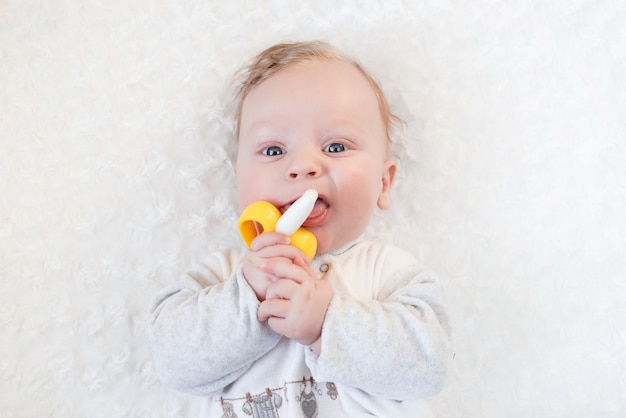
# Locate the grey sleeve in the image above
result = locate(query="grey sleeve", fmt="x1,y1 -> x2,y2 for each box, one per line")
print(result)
147,251 -> 282,396
306,263 -> 450,400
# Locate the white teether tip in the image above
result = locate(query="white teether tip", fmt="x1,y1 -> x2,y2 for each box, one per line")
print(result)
275,189 -> 318,236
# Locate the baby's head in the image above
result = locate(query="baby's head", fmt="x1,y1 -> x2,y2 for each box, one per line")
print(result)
234,41 -> 399,143
234,41 -> 399,254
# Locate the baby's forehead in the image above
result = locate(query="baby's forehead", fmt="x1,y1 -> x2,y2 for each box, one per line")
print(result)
244,60 -> 382,116
237,55 -> 395,143
284,59 -> 367,81
246,59 -> 382,108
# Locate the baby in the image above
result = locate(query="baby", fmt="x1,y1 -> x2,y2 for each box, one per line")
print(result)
149,41 -> 449,417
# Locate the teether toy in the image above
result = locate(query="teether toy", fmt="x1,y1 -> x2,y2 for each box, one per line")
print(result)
238,189 -> 318,259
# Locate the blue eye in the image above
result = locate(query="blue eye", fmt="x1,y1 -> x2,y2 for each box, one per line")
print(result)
325,143 -> 346,153
263,146 -> 285,156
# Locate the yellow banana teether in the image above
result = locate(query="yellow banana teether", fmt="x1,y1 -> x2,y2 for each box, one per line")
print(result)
238,190 -> 318,259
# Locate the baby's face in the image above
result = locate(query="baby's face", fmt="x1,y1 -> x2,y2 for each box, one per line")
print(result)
236,60 -> 395,254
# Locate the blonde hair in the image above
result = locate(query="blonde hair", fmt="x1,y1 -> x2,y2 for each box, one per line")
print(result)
233,41 -> 400,141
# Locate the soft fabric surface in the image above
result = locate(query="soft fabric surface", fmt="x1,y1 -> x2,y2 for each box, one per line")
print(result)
1,1 -> 625,416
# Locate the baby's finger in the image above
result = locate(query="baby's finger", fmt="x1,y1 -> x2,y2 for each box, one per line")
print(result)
262,259 -> 310,284
249,232 -> 290,251
267,316 -> 288,337
257,298 -> 289,322
265,278 -> 298,301
250,239 -> 307,262
262,262 -> 316,283
257,305 -> 270,322
293,256 -> 315,271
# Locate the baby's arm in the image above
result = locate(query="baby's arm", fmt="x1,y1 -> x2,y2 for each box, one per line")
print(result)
148,249 -> 282,395
306,248 -> 450,400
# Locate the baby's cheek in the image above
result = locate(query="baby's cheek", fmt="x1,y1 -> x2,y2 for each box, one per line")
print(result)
237,180 -> 265,209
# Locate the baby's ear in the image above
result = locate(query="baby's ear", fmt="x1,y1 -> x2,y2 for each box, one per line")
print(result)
377,160 -> 396,210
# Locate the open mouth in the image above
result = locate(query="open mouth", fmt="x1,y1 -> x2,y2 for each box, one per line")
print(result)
280,196 -> 330,227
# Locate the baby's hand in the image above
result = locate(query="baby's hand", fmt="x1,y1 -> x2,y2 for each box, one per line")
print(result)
257,257 -> 334,351
242,232 -> 310,301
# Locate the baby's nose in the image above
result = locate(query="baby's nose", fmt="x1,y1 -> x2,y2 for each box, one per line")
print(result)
289,168 -> 319,179
287,154 -> 321,179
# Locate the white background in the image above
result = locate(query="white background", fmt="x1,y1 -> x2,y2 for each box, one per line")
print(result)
1,0 -> 625,416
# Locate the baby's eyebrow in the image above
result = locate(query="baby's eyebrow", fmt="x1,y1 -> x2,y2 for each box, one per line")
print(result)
240,123 -> 284,142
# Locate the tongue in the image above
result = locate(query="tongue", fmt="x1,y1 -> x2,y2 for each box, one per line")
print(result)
304,200 -> 329,225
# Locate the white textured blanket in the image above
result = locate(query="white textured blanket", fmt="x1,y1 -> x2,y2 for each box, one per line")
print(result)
1,1 -> 625,416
